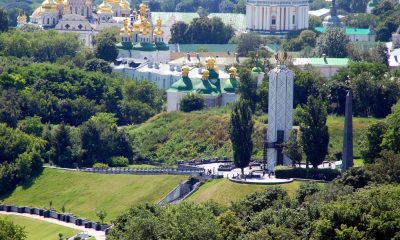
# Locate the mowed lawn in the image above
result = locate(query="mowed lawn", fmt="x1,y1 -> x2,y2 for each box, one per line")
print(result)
0,215 -> 80,240
186,178 -> 304,205
327,116 -> 378,158
2,168 -> 188,222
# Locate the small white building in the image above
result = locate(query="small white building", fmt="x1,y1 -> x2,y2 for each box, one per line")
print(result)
293,57 -> 349,78
246,0 -> 309,34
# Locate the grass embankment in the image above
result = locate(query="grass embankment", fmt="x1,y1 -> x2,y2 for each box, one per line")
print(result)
327,116 -> 378,158
0,215 -> 79,240
1,168 -> 187,222
187,179 -> 305,205
128,110 -> 378,165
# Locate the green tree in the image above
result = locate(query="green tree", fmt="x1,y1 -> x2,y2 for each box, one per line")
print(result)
93,28 -> 119,62
382,102 -> 400,153
238,69 -> 258,112
317,27 -> 349,57
180,93 -> 205,112
96,209 -> 107,224
0,219 -> 26,240
236,32 -> 263,56
217,210 -> 244,240
170,21 -> 189,44
294,67 -> 328,107
230,99 -> 254,177
53,123 -> 73,167
337,0 -> 369,13
300,96 -> 329,168
80,120 -> 102,166
234,0 -> 246,13
0,8 -> 8,32
17,116 -> 44,137
360,121 -> 388,164
283,130 -> 303,167
0,88 -> 22,128
84,58 -> 112,74
219,0 -> 234,13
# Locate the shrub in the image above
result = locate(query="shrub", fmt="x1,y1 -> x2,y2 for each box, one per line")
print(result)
180,93 -> 205,112
275,166 -> 340,181
93,163 -> 109,169
109,156 -> 129,167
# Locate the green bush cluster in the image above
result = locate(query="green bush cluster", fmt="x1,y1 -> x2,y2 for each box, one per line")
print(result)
0,123 -> 45,195
275,166 -> 341,181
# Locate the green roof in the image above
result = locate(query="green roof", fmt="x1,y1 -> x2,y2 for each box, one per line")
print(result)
310,58 -> 349,66
223,78 -> 238,93
315,26 -> 372,36
167,70 -> 238,95
178,44 -> 238,53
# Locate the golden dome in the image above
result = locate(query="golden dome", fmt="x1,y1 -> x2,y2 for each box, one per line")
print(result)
17,13 -> 27,25
228,66 -> 237,78
119,0 -> 130,10
55,0 -> 63,4
153,17 -> 164,36
202,69 -> 210,81
97,0 -> 113,14
120,18 -> 132,35
139,16 -> 151,35
133,19 -> 141,32
107,0 -> 119,4
205,57 -> 216,70
139,3 -> 147,16
182,65 -> 190,77
42,0 -> 58,12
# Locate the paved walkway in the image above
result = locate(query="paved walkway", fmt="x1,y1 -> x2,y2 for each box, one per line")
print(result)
0,212 -> 106,240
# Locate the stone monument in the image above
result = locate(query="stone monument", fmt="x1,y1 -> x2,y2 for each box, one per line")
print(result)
342,90 -> 353,172
266,51 -> 294,172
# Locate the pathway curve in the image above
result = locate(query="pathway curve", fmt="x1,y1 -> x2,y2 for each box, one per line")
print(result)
0,211 -> 106,240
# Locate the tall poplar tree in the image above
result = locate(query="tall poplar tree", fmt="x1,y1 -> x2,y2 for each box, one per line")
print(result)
230,99 -> 254,177
300,96 -> 329,168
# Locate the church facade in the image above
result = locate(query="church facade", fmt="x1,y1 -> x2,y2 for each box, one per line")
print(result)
28,1 -> 170,52
246,0 -> 309,34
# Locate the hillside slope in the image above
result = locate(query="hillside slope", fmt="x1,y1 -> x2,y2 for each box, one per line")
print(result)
128,110 -> 377,165
1,168 -> 188,222
127,109 -> 265,165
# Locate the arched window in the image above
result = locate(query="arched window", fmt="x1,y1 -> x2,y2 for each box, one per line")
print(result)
47,18 -> 49,25
75,7 -> 78,14
53,18 -> 55,25
271,16 -> 276,25
292,16 -> 295,25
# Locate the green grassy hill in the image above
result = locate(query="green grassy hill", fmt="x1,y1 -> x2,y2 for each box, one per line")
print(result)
186,179 -> 303,205
0,215 -> 80,240
1,168 -> 188,222
128,110 -> 378,165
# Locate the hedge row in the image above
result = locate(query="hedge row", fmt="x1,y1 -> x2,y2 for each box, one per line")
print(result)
275,166 -> 341,181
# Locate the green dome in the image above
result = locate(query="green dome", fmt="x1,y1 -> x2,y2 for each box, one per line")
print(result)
195,79 -> 218,95
223,78 -> 238,93
252,66 -> 263,73
208,69 -> 219,80
170,77 -> 193,91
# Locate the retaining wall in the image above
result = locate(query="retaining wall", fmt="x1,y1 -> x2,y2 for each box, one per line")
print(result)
0,204 -> 110,232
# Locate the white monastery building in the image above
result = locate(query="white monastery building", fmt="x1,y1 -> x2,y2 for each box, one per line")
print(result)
246,0 -> 309,34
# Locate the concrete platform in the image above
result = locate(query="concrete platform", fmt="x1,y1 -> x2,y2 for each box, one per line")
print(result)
229,177 -> 293,185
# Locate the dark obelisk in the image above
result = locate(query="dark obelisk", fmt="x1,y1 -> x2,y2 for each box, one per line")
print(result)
342,91 -> 353,172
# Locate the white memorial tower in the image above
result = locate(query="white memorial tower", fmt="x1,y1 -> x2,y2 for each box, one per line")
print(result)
267,51 -> 294,172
